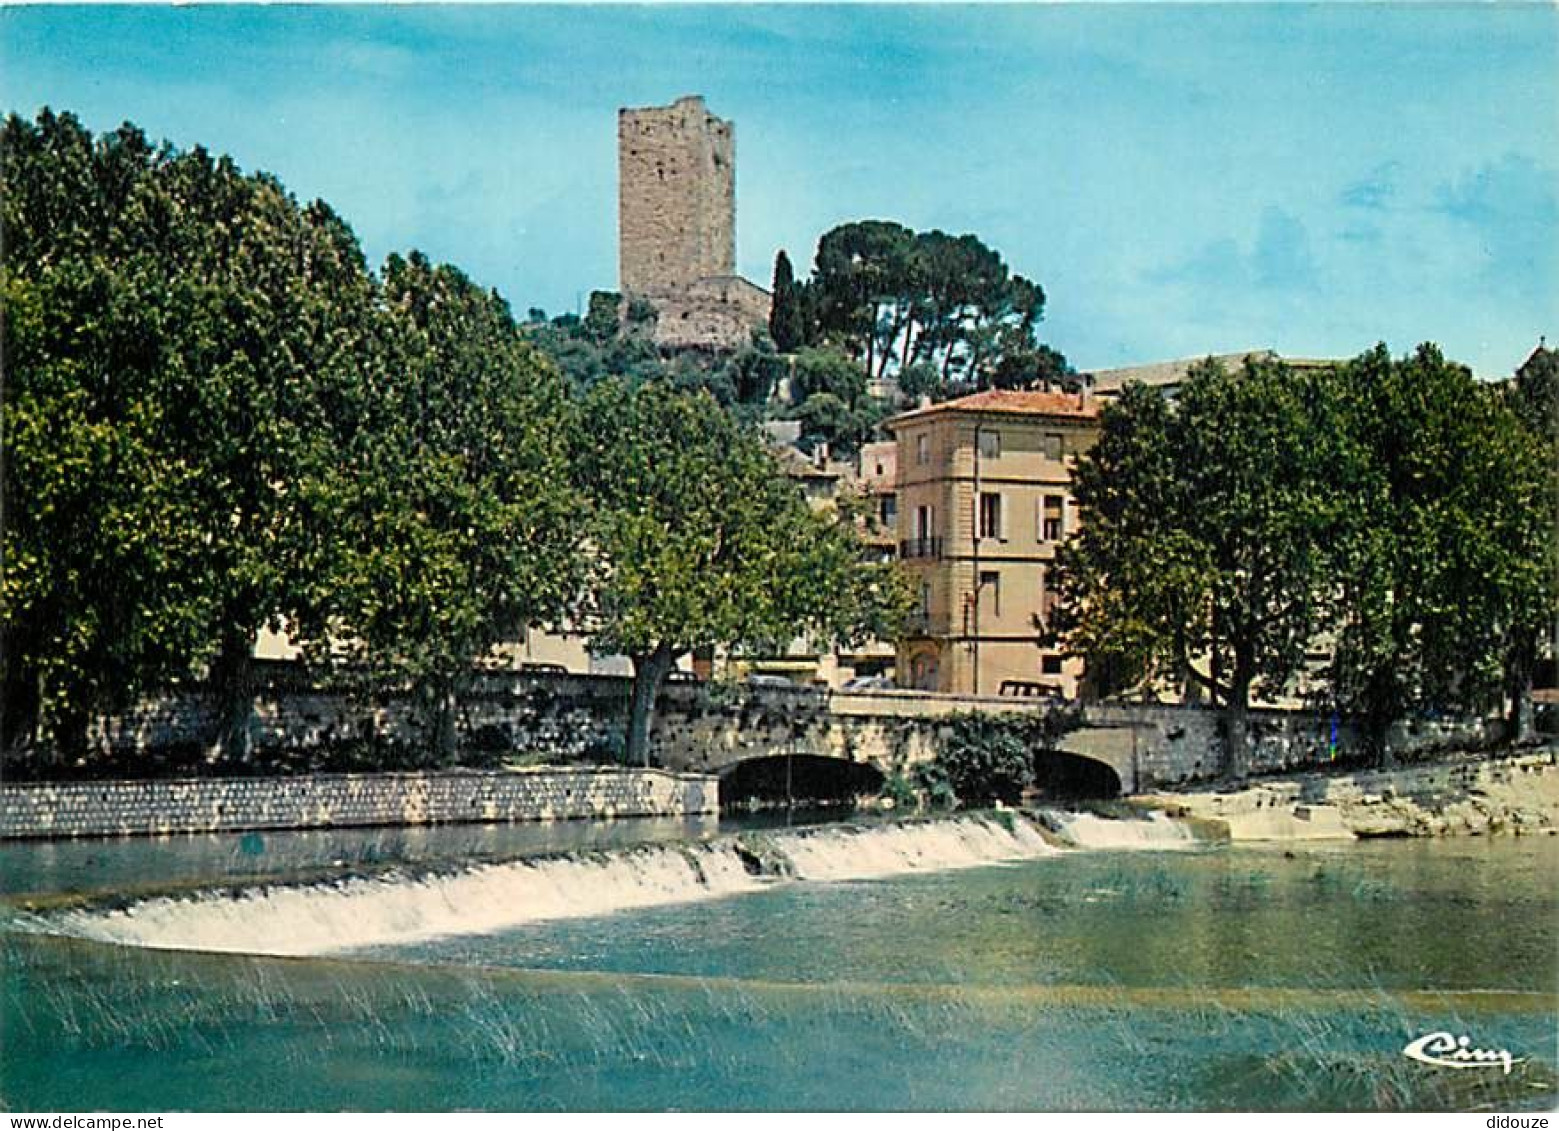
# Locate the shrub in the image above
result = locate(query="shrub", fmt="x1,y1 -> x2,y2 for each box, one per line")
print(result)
930,713 -> 1049,807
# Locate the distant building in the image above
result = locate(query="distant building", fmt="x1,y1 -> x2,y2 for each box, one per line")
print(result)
885,389 -> 1102,696
858,439 -> 898,533
618,96 -> 770,352
735,441 -> 898,689
1087,349 -> 1339,403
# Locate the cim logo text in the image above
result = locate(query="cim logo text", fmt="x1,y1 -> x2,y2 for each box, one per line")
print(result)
1403,1031 -> 1517,1075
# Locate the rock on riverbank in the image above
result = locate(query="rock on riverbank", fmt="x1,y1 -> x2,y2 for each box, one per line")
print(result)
1136,748 -> 1559,841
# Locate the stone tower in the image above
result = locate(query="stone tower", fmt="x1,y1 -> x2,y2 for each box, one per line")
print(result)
618,95 -> 736,295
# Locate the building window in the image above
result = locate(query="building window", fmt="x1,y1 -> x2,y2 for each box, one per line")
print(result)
977,429 -> 1001,460
916,504 -> 935,541
916,433 -> 931,465
1042,654 -> 1064,675
880,495 -> 898,527
1041,432 -> 1064,461
1040,494 -> 1066,542
918,582 -> 932,618
978,492 -> 1003,541
979,570 -> 1000,618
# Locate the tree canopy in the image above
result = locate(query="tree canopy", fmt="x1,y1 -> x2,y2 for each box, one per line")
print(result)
298,252 -> 585,757
2,110 -> 383,757
1052,357 -> 1341,773
2,110 -> 584,765
793,220 -> 1068,394
1323,344 -> 1553,746
571,380 -> 913,765
1052,345 -> 1554,771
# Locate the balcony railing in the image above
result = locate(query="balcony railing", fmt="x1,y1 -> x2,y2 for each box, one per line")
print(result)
899,536 -> 944,560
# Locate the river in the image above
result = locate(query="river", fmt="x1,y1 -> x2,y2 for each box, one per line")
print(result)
2,813 -> 1554,1111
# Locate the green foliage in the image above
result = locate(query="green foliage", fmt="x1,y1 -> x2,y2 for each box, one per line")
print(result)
572,380 -> 914,764
805,219 -> 1065,393
1,110 -> 582,765
1054,343 -> 1554,769
1323,344 -> 1554,745
878,768 -> 922,811
583,290 -> 622,343
768,249 -> 806,352
791,347 -> 868,406
1,109 -> 383,757
299,252 -> 585,754
1054,357 -> 1349,773
522,307 -> 665,391
787,346 -> 891,457
929,714 -> 1051,807
897,362 -> 941,400
912,760 -> 959,810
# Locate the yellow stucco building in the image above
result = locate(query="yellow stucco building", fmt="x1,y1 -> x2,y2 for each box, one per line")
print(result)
886,389 -> 1101,696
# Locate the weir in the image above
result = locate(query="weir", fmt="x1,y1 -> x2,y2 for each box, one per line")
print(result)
32,814 -> 1079,957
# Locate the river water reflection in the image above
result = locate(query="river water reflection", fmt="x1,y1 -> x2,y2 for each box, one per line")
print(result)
2,822 -> 1555,1111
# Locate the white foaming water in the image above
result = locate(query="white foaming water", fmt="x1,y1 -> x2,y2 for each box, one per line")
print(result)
779,814 -> 1058,881
52,842 -> 763,957
48,815 -> 1058,957
1043,809 -> 1198,850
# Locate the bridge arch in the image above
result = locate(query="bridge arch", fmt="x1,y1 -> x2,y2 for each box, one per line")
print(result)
1032,748 -> 1123,799
718,753 -> 885,809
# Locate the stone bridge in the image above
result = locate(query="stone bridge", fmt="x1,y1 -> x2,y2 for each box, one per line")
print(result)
650,685 -> 1138,798
651,684 -> 1500,800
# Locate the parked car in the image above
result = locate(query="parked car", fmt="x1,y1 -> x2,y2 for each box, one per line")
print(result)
998,679 -> 1064,700
745,673 -> 797,688
842,675 -> 894,691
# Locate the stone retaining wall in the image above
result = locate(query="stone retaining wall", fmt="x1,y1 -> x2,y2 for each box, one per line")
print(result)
35,664 -> 1506,801
1079,703 -> 1503,790
1142,749 -> 1559,840
0,768 -> 718,840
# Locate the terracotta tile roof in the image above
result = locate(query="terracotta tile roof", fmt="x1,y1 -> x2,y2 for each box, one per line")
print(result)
886,388 -> 1099,428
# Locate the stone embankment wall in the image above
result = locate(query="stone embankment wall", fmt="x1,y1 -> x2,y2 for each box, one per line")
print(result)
1076,703 -> 1505,792
1141,750 -> 1559,841
85,669 -> 963,779
0,767 -> 718,840
68,666 -> 1502,796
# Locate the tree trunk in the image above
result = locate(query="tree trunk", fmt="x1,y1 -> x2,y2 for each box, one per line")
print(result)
431,680 -> 459,765
1,654 -> 41,760
208,626 -> 255,763
1507,648 -> 1536,745
1509,684 -> 1535,746
625,644 -> 676,769
1224,660 -> 1254,780
1365,667 -> 1395,768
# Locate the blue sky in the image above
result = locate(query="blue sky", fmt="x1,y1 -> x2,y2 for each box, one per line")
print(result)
3,4 -> 1555,375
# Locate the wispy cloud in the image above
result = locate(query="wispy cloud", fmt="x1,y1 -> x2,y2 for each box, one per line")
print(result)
1434,152 -> 1559,293
1150,206 -> 1319,295
1340,161 -> 1401,211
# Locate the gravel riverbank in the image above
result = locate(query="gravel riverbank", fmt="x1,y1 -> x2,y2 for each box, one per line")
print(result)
1136,747 -> 1559,841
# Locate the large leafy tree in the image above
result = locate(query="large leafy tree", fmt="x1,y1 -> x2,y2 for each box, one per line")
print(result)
2,110 -> 381,760
297,253 -> 585,759
572,381 -> 912,766
1325,344 -> 1553,747
1053,357 -> 1344,775
1507,344 -> 1559,738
